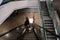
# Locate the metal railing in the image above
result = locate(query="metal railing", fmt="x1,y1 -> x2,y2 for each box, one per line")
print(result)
37,0 -> 46,40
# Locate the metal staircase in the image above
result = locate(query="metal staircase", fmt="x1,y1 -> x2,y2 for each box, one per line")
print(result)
43,9 -> 57,40
40,2 -> 57,40
37,0 -> 59,40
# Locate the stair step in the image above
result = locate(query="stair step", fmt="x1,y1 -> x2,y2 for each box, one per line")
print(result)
25,34 -> 35,36
46,29 -> 55,32
42,12 -> 48,15
23,37 -> 36,38
45,22 -> 53,24
43,12 -> 49,15
45,24 -> 53,26
44,22 -> 53,24
46,37 -> 56,40
46,33 -> 56,36
46,35 -> 55,38
45,28 -> 54,30
44,21 -> 53,24
46,38 -> 56,40
44,20 -> 53,22
43,13 -> 49,16
45,24 -> 53,25
43,15 -> 51,20
24,35 -> 35,37
42,10 -> 48,14
24,38 -> 36,40
46,31 -> 55,35
45,25 -> 53,27
44,26 -> 54,28
46,33 -> 55,36
43,17 -> 51,20
43,13 -> 49,15
23,31 -> 37,40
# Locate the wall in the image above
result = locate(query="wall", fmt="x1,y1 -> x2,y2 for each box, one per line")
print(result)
0,9 -> 42,35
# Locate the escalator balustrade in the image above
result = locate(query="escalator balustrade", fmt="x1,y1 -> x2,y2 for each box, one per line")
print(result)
0,24 -> 26,40
0,24 -> 42,40
17,24 -> 42,40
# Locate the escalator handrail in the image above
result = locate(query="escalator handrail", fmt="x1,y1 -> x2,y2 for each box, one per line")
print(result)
0,24 -> 24,37
16,28 -> 26,40
33,27 -> 42,40
34,24 -> 60,38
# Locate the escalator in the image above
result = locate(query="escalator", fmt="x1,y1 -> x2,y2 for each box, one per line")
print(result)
23,30 -> 37,40
0,24 -> 40,40
40,2 -> 57,40
17,26 -> 40,40
38,0 -> 59,40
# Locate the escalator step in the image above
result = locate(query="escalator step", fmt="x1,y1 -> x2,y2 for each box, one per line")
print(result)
23,31 -> 37,40
45,25 -> 53,27
46,37 -> 56,40
46,35 -> 55,38
23,38 -> 37,40
44,20 -> 53,22
45,24 -> 53,26
43,17 -> 51,20
44,27 -> 54,29
47,29 -> 54,32
45,22 -> 53,24
45,28 -> 55,31
46,31 -> 55,35
43,13 -> 48,15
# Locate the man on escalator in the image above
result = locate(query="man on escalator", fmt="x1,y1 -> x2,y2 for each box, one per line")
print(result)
24,17 -> 29,32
